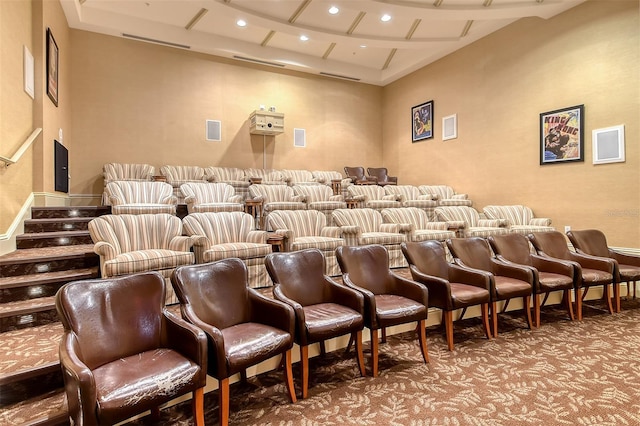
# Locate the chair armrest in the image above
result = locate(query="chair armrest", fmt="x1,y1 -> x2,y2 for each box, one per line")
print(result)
417,195 -> 433,201
169,236 -> 194,252
445,221 -> 466,230
380,223 -> 401,233
569,251 -> 616,274
329,195 -> 344,202
388,176 -> 398,184
249,290 -> 295,336
161,195 -> 179,205
273,285 -> 306,326
326,277 -> 365,314
491,258 -> 534,283
189,235 -> 211,247
396,223 -> 413,233
530,254 -> 574,276
448,263 -> 493,290
351,194 -> 366,201
452,194 -> 468,200
478,219 -> 506,228
342,273 -> 378,328
409,266 -> 453,310
180,305 -> 228,377
162,310 -> 208,383
382,194 -> 400,201
183,195 -> 196,205
93,241 -> 119,259
390,272 -> 429,307
530,218 -> 552,226
247,230 -> 269,244
291,195 -> 305,203
610,250 -> 640,267
320,227 -> 342,238
339,225 -> 360,235
59,332 -> 98,426
229,195 -> 243,204
249,195 -> 265,203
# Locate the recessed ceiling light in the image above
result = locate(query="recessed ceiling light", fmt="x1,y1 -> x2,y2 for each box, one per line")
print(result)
236,19 -> 247,27
329,6 -> 339,14
300,35 -> 309,41
381,14 -> 391,22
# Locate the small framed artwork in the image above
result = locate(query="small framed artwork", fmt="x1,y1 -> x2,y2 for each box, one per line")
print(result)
442,114 -> 457,141
412,100 -> 433,142
540,104 -> 584,165
593,124 -> 625,164
46,28 -> 59,107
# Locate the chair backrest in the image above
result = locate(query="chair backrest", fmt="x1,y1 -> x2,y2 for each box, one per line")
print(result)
293,184 -> 334,203
89,214 -> 183,253
381,207 -> 429,229
244,168 -> 284,182
488,233 -> 533,266
566,229 -> 610,257
367,167 -> 393,182
103,163 -> 155,182
106,181 -> 174,204
204,166 -> 246,182
344,166 -> 367,181
265,248 -> 328,307
160,165 -> 205,181
419,185 -> 455,199
172,259 -> 253,330
347,184 -> 386,201
528,231 -> 572,260
180,182 -> 236,204
336,244 -> 393,295
447,237 -> 494,271
56,272 -> 165,370
282,169 -> 315,185
267,210 -> 326,237
401,240 -> 450,280
312,170 -> 343,184
483,205 -> 534,226
249,184 -> 295,203
384,185 -> 420,200
435,206 -> 480,226
182,212 -> 255,244
332,208 -> 382,233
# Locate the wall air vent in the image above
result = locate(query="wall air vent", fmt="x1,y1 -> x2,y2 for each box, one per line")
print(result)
319,72 -> 361,82
122,33 -> 191,50
232,56 -> 286,68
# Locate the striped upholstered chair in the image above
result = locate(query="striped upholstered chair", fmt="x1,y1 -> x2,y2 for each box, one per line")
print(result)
160,165 -> 208,204
180,182 -> 243,214
106,181 -> 177,215
332,208 -> 407,268
88,214 -> 194,304
204,166 -> 251,200
346,185 -> 401,212
102,162 -> 155,205
418,185 -> 473,207
311,170 -> 353,197
266,210 -> 345,276
482,205 -> 554,234
434,206 -> 510,238
293,184 -> 346,225
381,207 -> 456,243
384,185 -> 437,220
282,169 -> 320,186
244,168 -> 287,185
182,212 -> 272,288
248,184 -> 307,230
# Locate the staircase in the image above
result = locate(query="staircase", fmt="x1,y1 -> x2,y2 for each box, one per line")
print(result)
0,206 -> 109,426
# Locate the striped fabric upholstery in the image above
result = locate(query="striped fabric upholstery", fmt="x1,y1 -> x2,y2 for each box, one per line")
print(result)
332,208 -> 407,268
293,185 -> 346,225
483,205 -> 554,234
106,181 -> 177,215
244,168 -> 287,185
160,165 -> 207,203
435,206 -> 510,238
248,184 -> 307,229
180,182 -> 243,214
381,207 -> 456,242
384,185 -> 437,219
266,210 -> 344,276
418,185 -> 473,207
182,212 -> 272,288
102,163 -> 155,205
347,185 -> 401,211
282,169 -> 320,186
204,166 -> 251,200
311,170 -> 353,197
88,214 -> 194,304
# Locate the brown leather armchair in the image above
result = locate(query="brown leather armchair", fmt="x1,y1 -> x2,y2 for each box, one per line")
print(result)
265,248 -> 366,398
488,233 -> 576,328
344,166 -> 377,185
336,244 -> 429,377
446,237 -> 533,336
567,229 -> 640,302
367,167 -> 398,186
401,240 -> 492,351
171,259 -> 297,426
529,231 -> 617,318
55,272 -> 207,426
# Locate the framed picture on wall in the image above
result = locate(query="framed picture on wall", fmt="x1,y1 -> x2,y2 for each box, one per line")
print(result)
539,104 -> 584,165
412,100 -> 433,142
46,28 -> 59,107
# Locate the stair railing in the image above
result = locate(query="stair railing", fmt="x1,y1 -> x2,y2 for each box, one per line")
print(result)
0,127 -> 42,167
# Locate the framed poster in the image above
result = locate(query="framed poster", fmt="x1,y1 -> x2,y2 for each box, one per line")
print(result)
540,104 -> 584,164
412,100 -> 433,142
46,28 -> 59,107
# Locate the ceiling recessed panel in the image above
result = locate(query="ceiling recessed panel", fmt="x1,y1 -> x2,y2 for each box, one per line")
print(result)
352,11 -> 417,39
86,0 -> 197,27
195,11 -> 268,45
268,32 -> 329,59
328,44 -> 390,70
295,1 -> 362,34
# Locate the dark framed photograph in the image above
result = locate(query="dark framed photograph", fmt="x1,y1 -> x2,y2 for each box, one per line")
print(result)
540,104 -> 584,164
46,28 -> 59,107
412,100 -> 433,142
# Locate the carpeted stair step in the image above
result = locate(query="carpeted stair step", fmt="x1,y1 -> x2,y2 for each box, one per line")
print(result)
0,389 -> 68,426
16,231 -> 93,249
0,245 -> 99,278
0,267 -> 99,302
24,217 -> 93,233
0,297 -> 58,332
30,206 -> 110,219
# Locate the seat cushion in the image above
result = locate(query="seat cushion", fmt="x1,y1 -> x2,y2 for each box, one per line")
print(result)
104,250 -> 194,276
448,283 -> 491,310
619,264 -> 640,281
360,232 -> 405,245
581,268 -> 613,287
302,303 -> 363,343
412,230 -> 456,242
537,271 -> 574,293
222,322 -> 293,375
192,203 -> 244,213
493,276 -> 532,300
203,243 -> 271,261
291,237 -> 344,251
464,227 -> 510,238
94,348 -> 201,425
374,294 -> 427,328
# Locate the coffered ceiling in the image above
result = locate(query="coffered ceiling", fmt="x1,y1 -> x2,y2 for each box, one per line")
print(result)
61,0 -> 584,85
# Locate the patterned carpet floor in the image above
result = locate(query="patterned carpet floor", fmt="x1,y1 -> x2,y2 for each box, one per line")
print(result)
127,297 -> 640,426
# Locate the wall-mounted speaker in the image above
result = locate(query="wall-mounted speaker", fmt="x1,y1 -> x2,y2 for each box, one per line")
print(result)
592,124 -> 625,164
442,114 -> 457,141
206,120 -> 221,141
294,128 -> 306,147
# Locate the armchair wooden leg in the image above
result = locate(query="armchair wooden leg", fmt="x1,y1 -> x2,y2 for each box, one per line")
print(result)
381,327 -> 387,343
417,319 -> 429,363
533,294 -> 541,328
371,328 -> 379,377
491,301 -> 498,337
192,387 -> 205,426
614,282 -> 621,313
575,287 -> 583,320
284,349 -> 297,403
523,296 -> 533,329
150,407 -> 161,422
219,377 -> 230,426
354,331 -> 366,377
345,333 -> 354,354
481,303 -> 492,340
300,345 -> 309,399
564,289 -> 575,321
604,284 -> 614,314
444,310 -> 454,351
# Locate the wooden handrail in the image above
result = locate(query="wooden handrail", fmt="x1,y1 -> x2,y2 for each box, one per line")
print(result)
0,127 -> 42,167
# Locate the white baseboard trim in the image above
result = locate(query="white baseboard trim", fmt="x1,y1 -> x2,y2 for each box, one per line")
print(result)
33,192 -> 70,207
0,193 -> 34,256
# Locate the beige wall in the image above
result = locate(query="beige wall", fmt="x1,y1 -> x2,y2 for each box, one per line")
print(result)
383,1 -> 639,248
68,31 -> 383,199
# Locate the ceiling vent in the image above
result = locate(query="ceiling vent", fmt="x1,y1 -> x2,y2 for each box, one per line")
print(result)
122,33 -> 190,50
232,56 -> 286,68
319,72 -> 361,82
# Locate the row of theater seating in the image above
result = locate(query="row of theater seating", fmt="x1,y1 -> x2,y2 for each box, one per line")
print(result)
57,229 -> 640,426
